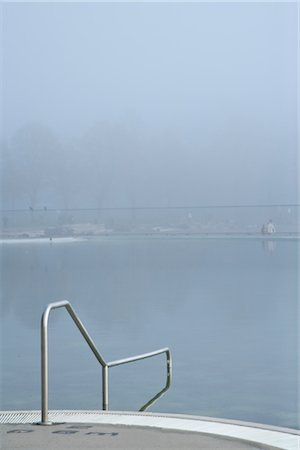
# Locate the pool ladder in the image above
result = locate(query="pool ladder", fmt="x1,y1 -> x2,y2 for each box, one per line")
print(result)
40,301 -> 172,425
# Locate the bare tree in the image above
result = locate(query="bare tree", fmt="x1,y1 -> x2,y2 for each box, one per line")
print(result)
9,124 -> 60,210
79,122 -> 124,218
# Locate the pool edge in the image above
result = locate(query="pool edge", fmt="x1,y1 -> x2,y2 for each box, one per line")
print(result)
0,410 -> 299,450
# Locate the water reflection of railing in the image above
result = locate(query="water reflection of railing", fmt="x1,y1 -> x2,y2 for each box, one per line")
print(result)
40,300 -> 172,425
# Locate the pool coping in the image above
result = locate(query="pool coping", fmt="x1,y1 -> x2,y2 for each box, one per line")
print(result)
0,410 -> 299,450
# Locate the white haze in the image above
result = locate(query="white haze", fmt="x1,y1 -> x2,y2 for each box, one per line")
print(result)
1,2 -> 298,210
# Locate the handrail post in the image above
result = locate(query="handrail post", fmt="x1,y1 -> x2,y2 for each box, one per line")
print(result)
166,349 -> 172,380
40,307 -> 52,425
39,300 -> 109,424
102,365 -> 109,410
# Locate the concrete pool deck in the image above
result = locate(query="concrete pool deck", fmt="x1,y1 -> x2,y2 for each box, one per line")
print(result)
0,411 -> 299,450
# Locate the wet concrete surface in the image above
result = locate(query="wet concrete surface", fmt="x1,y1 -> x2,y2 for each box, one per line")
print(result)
0,422 -> 279,450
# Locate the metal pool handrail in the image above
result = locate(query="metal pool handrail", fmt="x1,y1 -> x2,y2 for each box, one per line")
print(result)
40,300 -> 172,425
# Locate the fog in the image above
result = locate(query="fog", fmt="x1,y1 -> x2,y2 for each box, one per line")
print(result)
1,3 -> 299,427
1,2 -> 298,212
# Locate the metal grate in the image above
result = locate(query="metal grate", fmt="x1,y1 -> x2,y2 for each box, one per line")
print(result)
0,410 -> 112,424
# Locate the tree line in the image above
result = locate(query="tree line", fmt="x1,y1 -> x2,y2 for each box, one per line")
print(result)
1,122 -> 182,212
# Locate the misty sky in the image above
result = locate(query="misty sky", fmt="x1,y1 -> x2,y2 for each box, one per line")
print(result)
1,2 -> 299,206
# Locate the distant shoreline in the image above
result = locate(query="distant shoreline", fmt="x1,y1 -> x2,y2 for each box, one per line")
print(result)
1,231 -> 299,244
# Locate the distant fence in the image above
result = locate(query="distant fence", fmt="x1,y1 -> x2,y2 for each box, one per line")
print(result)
0,204 -> 299,236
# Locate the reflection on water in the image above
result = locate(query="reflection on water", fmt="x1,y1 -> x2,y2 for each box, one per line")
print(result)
261,239 -> 277,254
0,237 -> 299,429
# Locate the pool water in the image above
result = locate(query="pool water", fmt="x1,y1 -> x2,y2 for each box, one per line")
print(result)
0,236 -> 299,429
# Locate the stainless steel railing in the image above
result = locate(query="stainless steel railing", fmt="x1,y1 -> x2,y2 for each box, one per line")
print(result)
40,300 -> 172,425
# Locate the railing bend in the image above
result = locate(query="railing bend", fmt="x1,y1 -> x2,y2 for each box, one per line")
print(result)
40,301 -> 172,425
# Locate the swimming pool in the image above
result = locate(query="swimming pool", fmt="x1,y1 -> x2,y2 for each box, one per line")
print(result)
1,236 -> 299,429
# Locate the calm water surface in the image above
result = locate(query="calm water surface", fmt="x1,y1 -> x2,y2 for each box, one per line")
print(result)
0,236 -> 299,428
